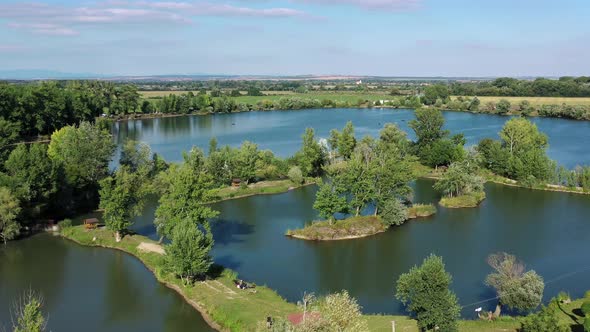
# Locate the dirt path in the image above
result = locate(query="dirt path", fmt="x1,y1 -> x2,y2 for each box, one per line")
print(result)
137,242 -> 165,255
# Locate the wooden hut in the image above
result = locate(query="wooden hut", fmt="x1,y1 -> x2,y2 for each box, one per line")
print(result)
231,178 -> 242,188
84,218 -> 100,230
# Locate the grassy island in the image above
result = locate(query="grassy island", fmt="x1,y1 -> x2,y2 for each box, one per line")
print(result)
407,204 -> 437,218
287,204 -> 437,241
286,216 -> 387,241
439,191 -> 486,208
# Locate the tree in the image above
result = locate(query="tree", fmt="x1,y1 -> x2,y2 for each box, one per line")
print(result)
433,155 -> 484,197
0,117 -> 20,163
4,143 -> 58,216
338,122 -> 356,160
313,181 -> 348,224
287,166 -> 304,185
520,301 -> 569,332
0,187 -> 20,244
423,84 -> 450,105
120,140 -> 153,175
296,128 -> 326,177
155,161 -> 218,242
499,118 -> 547,156
12,290 -> 46,332
380,199 -> 408,227
99,167 -> 147,242
315,291 -> 368,332
47,122 -> 115,202
485,252 -> 544,316
409,108 -> 448,148
396,254 -> 461,332
423,138 -> 464,168
165,218 -> 213,284
496,99 -> 512,114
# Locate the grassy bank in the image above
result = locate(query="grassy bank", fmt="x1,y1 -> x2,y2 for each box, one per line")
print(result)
60,225 -> 523,332
286,216 -> 387,241
439,191 -> 486,208
60,225 -> 298,332
209,179 -> 312,202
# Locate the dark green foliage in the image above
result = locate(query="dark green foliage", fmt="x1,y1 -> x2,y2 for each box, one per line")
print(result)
581,301 -> 590,316
422,84 -> 450,105
313,181 -> 348,223
156,149 -> 218,241
584,316 -> 590,332
295,128 -> 326,177
380,199 -> 408,226
99,167 -> 148,241
396,254 -> 461,332
520,301 -> 569,332
166,219 -> 214,284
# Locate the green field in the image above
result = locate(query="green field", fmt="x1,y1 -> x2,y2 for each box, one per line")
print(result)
454,96 -> 590,106
140,90 -> 394,103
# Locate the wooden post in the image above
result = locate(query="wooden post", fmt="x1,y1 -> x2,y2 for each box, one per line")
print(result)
391,320 -> 395,332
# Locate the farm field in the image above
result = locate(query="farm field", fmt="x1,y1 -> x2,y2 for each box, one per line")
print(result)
453,96 -> 590,106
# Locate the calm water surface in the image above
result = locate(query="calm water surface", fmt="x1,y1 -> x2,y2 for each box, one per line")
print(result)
126,179 -> 590,316
3,109 -> 590,330
0,234 -> 214,332
113,108 -> 590,168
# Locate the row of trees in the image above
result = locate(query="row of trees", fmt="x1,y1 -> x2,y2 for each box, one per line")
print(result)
449,77 -> 590,97
0,81 -> 139,138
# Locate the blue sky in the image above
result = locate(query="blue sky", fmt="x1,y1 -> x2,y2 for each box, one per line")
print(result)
0,0 -> 589,76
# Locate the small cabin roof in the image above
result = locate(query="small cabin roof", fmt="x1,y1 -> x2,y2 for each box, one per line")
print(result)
84,218 -> 100,224
232,178 -> 242,183
287,312 -> 321,325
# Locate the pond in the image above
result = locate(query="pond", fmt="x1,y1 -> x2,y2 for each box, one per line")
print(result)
0,234 -> 215,332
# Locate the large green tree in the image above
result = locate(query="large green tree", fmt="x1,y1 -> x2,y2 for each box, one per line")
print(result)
485,252 -> 544,316
409,108 -> 448,147
0,187 -> 20,244
155,151 -> 218,242
396,254 -> 461,332
296,128 -> 326,177
165,218 -> 214,284
99,167 -> 147,242
47,122 -> 115,188
313,181 -> 348,224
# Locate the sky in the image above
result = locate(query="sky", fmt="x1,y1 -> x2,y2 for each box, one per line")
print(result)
0,0 -> 589,77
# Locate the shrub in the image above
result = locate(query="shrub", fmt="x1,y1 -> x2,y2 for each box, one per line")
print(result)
287,166 -> 304,185
581,301 -> 590,316
584,316 -> 590,332
58,219 -> 73,230
584,290 -> 590,299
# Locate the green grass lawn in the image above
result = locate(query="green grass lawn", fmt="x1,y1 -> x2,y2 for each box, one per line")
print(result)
210,179 -> 298,202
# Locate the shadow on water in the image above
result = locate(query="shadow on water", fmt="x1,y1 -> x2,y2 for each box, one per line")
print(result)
211,218 -> 255,246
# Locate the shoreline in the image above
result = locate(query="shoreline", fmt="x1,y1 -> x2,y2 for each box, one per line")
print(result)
60,232 -> 224,331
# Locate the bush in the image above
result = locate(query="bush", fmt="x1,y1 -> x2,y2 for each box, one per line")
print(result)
584,290 -> 590,299
58,219 -> 73,229
584,316 -> 590,332
287,166 -> 304,185
581,301 -> 590,316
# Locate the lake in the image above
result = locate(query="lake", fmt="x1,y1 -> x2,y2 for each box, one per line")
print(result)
112,108 -> 590,168
3,108 -> 590,330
